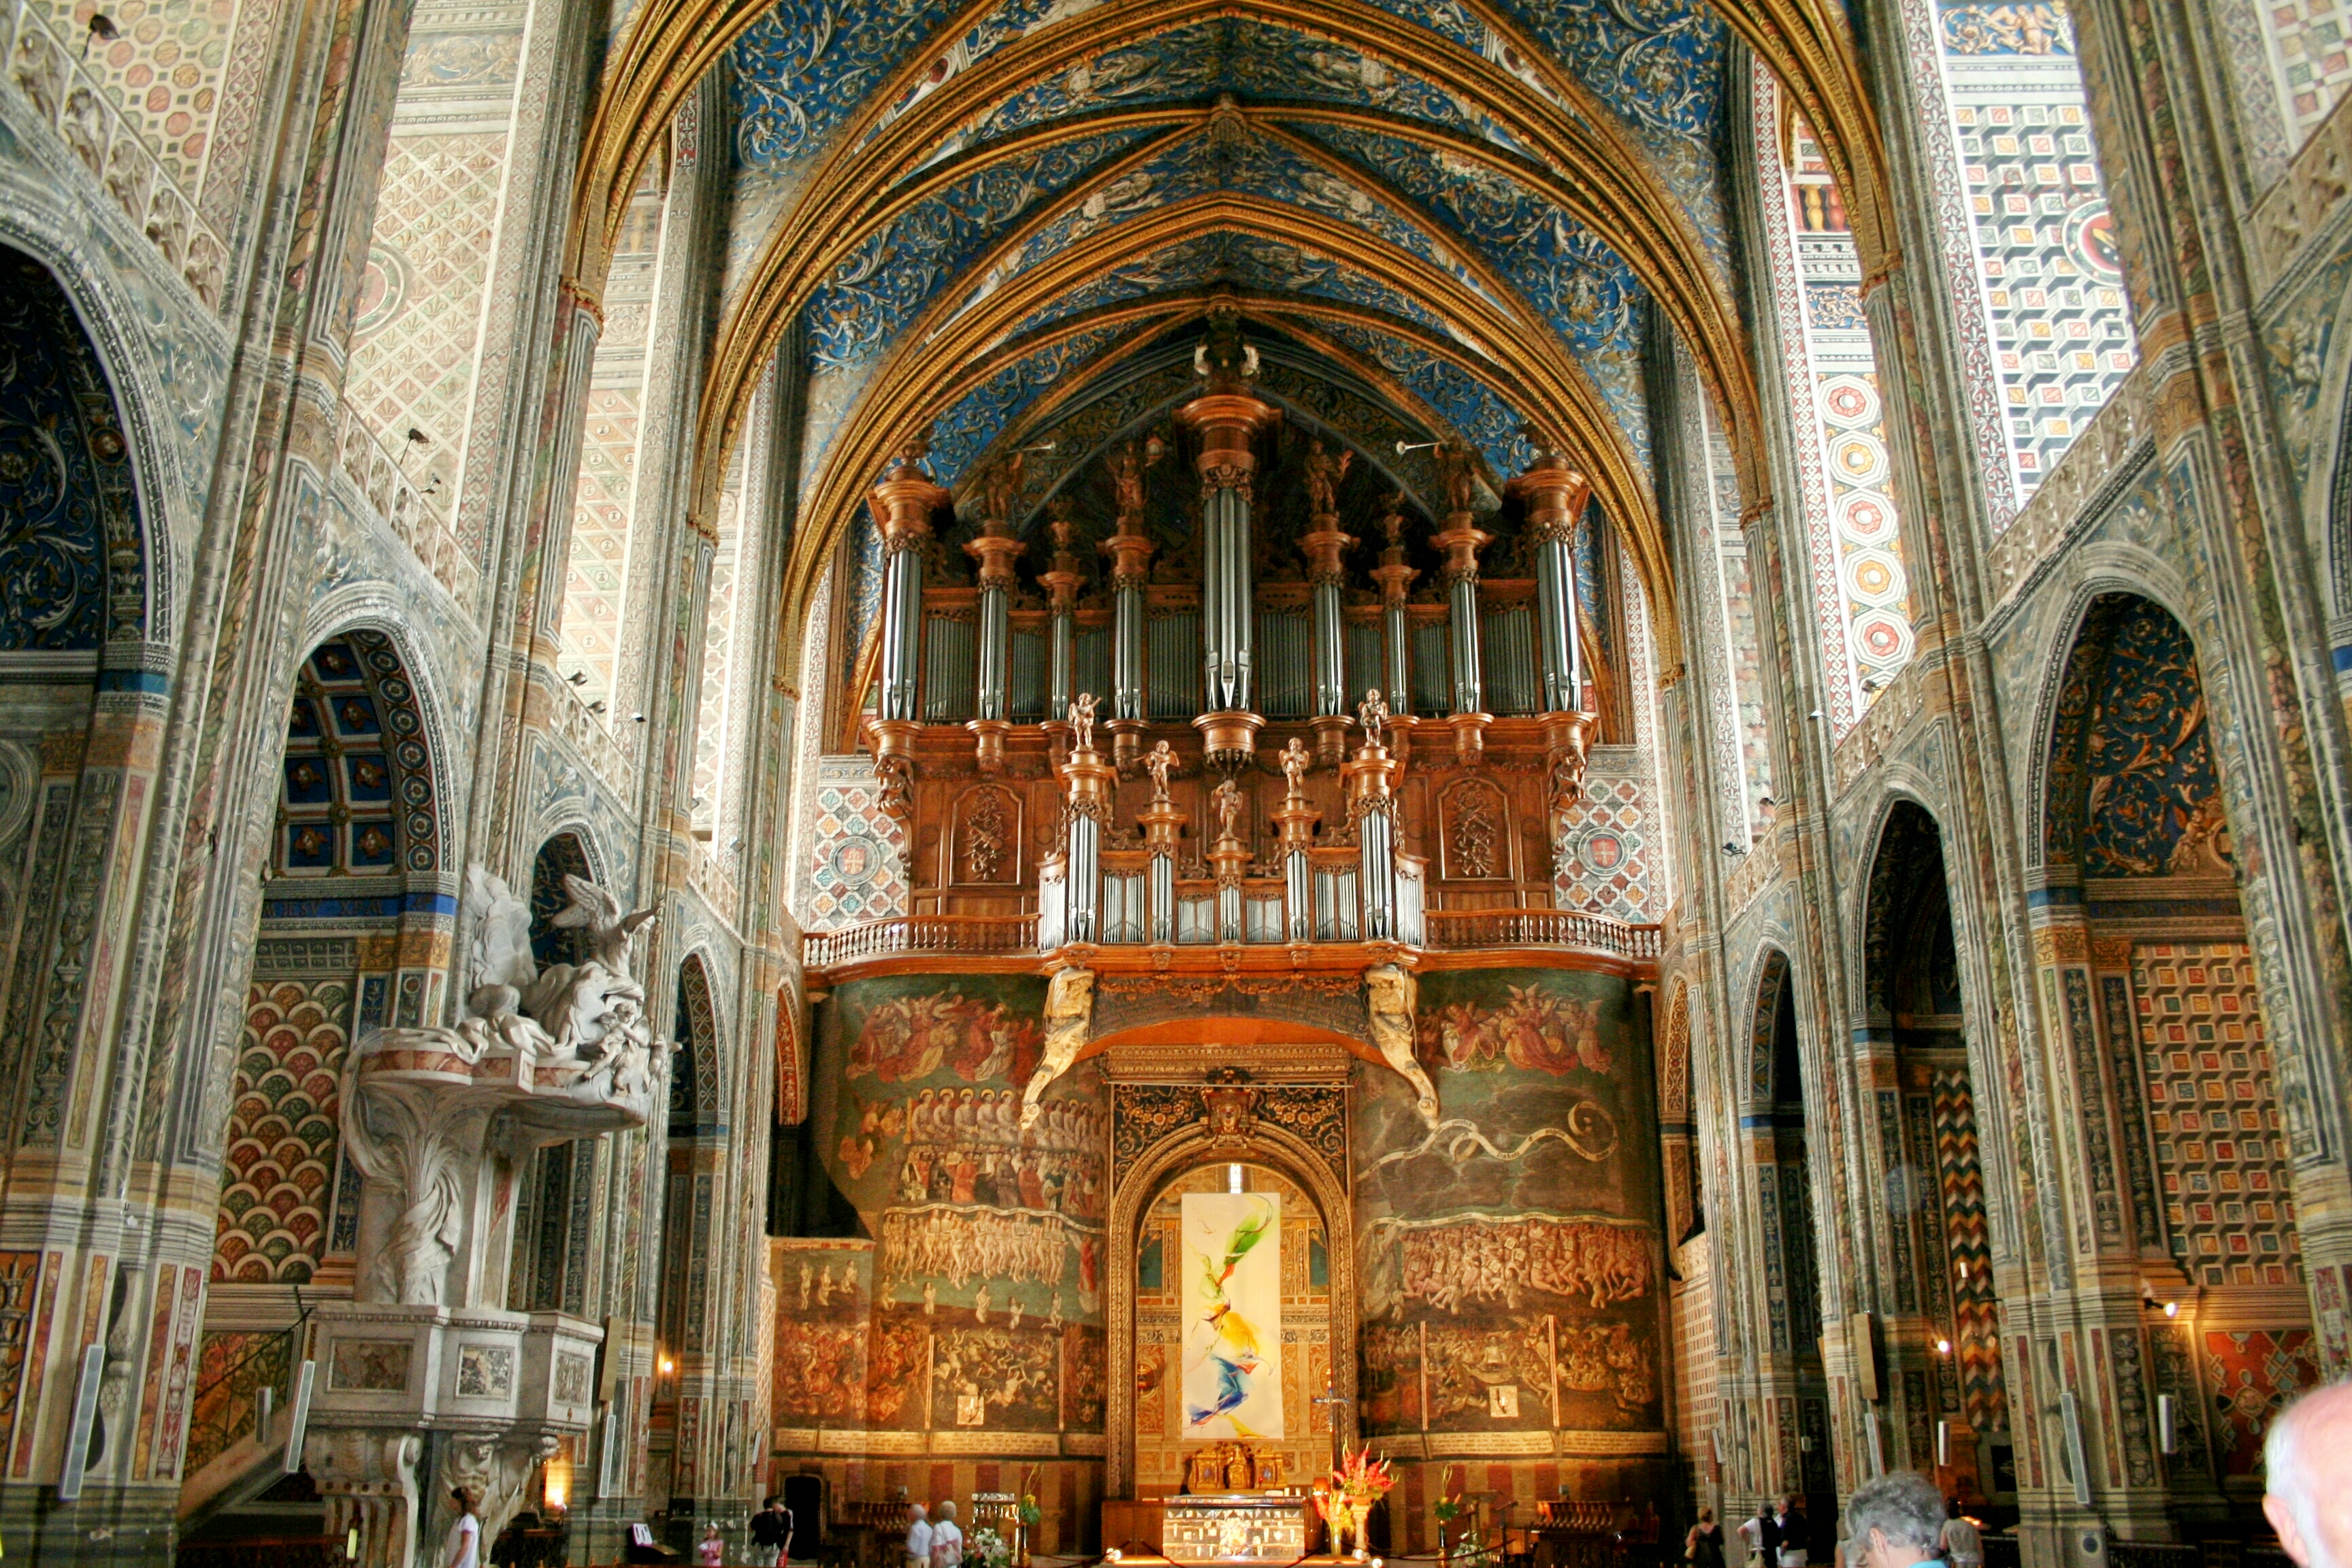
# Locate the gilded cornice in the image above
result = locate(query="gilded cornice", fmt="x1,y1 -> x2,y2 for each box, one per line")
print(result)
772,195 -> 1671,684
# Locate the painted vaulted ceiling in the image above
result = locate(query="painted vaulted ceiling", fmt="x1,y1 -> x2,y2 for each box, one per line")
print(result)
555,0 -> 1883,671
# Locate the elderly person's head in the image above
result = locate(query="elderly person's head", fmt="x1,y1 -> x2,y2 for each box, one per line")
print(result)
1845,1473 -> 1946,1568
2266,1382 -> 2352,1568
938,1501 -> 958,1523
909,1504 -> 928,1523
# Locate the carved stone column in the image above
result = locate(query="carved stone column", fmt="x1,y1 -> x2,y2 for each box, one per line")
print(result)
307,870 -> 659,1568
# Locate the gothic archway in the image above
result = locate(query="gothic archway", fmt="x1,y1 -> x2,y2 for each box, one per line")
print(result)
1105,1092 -> 1356,1501
1859,800 -> 2009,1501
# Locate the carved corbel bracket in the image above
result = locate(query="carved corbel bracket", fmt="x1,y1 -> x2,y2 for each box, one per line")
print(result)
1018,965 -> 1096,1129
1363,964 -> 1439,1129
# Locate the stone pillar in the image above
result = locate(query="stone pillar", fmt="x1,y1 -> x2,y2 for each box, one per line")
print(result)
1176,312 -> 1279,772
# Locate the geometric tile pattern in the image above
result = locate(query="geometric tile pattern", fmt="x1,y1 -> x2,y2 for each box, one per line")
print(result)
2256,2 -> 2352,148
2130,941 -> 2300,1288
804,764 -> 909,928
694,459 -> 745,834
2204,1328 -> 2320,1477
1781,110 -> 1915,700
50,0 -> 240,200
344,132 -> 510,521
212,977 -> 353,1283
1936,7 -> 2137,502
1932,1069 -> 2008,1431
561,387 -> 642,708
1552,775 -> 1651,921
561,164 -> 663,710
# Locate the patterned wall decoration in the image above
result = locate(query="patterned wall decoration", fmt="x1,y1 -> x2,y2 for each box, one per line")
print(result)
2129,941 -> 2299,1288
211,977 -> 354,1282
0,249 -> 146,650
1750,82 -> 1913,733
1931,0 -> 2137,504
2230,0 -> 2352,159
2204,1328 -> 2320,1477
694,443 -> 747,834
1355,968 -> 1664,1466
561,163 -> 664,710
342,0 -> 527,533
1552,772 -> 1651,921
1931,1070 -> 2006,1432
2044,594 -> 2227,876
183,1328 -> 291,1477
40,0 -> 239,205
274,635 -> 440,879
804,755 -> 909,928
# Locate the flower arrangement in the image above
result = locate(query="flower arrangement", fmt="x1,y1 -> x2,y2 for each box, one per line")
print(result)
964,1527 -> 1010,1568
1332,1446 -> 1395,1502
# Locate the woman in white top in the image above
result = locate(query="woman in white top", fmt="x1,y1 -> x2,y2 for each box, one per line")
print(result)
444,1486 -> 481,1568
930,1499 -> 964,1568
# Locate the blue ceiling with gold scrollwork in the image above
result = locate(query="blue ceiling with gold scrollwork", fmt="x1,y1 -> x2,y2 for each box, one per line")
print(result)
727,0 -> 1727,514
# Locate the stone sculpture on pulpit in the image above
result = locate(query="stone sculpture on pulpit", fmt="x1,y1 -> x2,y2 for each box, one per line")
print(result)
304,862 -> 663,1568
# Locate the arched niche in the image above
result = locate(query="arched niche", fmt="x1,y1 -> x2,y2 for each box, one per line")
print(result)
1859,800 -> 2010,1499
1106,1108 -> 1356,1500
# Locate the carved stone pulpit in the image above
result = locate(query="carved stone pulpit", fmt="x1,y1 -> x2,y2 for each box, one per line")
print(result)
305,866 -> 662,1568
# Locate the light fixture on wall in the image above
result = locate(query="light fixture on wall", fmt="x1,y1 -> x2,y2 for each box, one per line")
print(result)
80,12 -> 118,59
1722,838 -> 1748,857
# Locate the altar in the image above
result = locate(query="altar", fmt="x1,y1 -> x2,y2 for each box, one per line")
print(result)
1101,1494 -> 1317,1565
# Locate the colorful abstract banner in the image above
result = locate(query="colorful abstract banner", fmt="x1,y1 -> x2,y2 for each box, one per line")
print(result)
1182,1192 -> 1284,1441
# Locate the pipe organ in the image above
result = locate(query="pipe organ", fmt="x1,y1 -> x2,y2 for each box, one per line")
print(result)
866,318 -> 1608,948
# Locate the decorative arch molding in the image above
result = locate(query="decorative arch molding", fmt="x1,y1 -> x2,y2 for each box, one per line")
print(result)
0,221 -> 199,645
1841,781 -> 1946,1014
674,949 -> 726,1134
293,607 -> 466,883
2297,256 -> 2352,621
1856,796 -> 1947,1025
2020,559 -> 2200,872
1105,1108 -> 1356,1498
1744,946 -> 1791,1113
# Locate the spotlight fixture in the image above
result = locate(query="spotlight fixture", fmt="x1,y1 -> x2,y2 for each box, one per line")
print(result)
1394,439 -> 1443,456
1722,838 -> 1748,857
566,670 -> 588,685
80,12 -> 117,58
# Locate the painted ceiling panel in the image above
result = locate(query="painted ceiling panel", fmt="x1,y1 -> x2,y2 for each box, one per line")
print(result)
802,127 -> 1150,373
1296,122 -> 1650,439
1352,0 -> 1730,261
1006,230 -> 1456,340
1311,314 -> 1551,474
927,318 -> 1151,483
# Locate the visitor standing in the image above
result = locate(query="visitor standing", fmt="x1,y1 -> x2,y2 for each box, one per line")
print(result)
2264,1381 -> 2352,1568
699,1522 -> 725,1565
1775,1494 -> 1810,1568
752,1497 -> 795,1567
1740,1502 -> 1772,1568
444,1487 -> 482,1568
906,1503 -> 934,1568
1687,1507 -> 1727,1568
930,1501 -> 965,1568
1939,1501 -> 1982,1568
1843,1473 -> 1944,1568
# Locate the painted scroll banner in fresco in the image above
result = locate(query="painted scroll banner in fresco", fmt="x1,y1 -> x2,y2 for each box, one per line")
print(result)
1181,1192 -> 1283,1439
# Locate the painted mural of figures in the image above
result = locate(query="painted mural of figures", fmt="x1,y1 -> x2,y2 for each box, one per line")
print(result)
1418,984 -> 1612,1075
846,991 -> 1043,1085
1375,1214 -> 1652,1313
